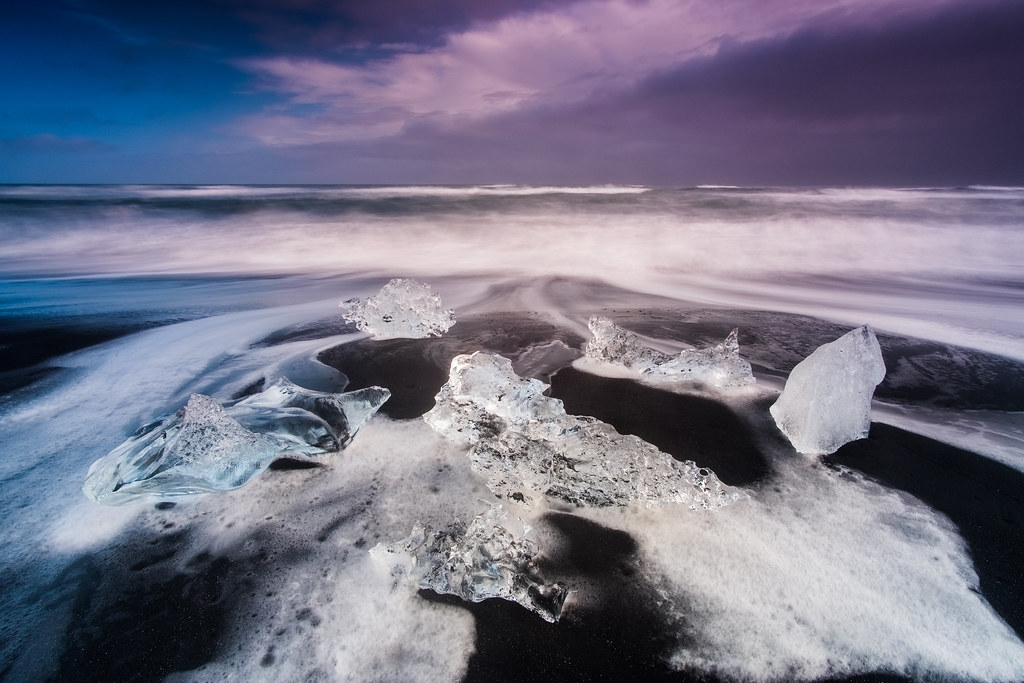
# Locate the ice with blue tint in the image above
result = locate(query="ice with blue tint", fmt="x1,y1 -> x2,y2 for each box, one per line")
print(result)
770,325 -> 886,455
232,378 -> 392,455
340,278 -> 455,339
82,394 -> 279,504
423,351 -> 744,509
371,505 -> 568,622
585,316 -> 755,389
83,379 -> 390,504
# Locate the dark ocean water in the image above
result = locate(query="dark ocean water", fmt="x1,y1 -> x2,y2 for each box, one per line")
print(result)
1,185 -> 1023,681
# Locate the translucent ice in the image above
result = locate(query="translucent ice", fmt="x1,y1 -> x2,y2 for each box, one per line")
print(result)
651,328 -> 755,389
370,505 -> 568,622
424,351 -> 744,509
423,351 -> 565,446
232,378 -> 392,455
83,394 -> 280,504
340,278 -> 455,339
584,315 -> 670,372
84,380 -> 390,504
584,316 -> 754,389
770,325 -> 886,455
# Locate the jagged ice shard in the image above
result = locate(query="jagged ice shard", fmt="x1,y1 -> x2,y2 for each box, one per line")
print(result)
83,379 -> 390,504
370,506 -> 568,622
584,315 -> 671,372
770,325 -> 886,456
424,351 -> 744,509
340,278 -> 455,339
585,316 -> 754,389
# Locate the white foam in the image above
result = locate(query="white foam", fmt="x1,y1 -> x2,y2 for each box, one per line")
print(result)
157,418 -> 485,682
580,458 -> 1024,681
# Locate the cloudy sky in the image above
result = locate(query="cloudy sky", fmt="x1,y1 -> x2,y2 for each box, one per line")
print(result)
1,0 -> 1022,185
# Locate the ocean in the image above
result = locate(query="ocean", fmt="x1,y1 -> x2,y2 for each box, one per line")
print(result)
1,184 -> 1023,681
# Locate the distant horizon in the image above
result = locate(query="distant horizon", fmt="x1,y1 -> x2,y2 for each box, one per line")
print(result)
2,0 -> 1022,186
2,182 -> 1023,191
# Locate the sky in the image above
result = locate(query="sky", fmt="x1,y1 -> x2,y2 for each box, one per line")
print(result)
0,0 -> 1022,185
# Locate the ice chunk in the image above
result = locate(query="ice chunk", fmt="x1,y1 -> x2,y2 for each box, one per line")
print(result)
470,422 -> 741,509
649,328 -> 755,389
84,381 -> 390,504
424,351 -> 745,509
584,316 -> 754,389
370,505 -> 568,622
423,352 -> 565,445
83,394 -> 280,504
770,325 -> 886,455
340,278 -> 455,339
232,378 -> 391,455
584,315 -> 670,372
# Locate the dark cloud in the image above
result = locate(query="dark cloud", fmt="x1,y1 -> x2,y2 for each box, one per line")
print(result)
5,0 -> 1022,185
228,0 -> 570,52
310,0 -> 1024,186
58,0 -> 569,56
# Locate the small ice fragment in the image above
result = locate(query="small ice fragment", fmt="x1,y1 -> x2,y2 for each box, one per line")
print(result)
370,505 -> 568,622
584,315 -> 670,372
585,316 -> 754,389
340,278 -> 455,339
83,381 -> 390,504
648,328 -> 755,389
232,378 -> 391,454
770,325 -> 886,456
424,351 -> 745,509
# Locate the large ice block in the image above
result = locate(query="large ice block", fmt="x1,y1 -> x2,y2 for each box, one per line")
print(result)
770,325 -> 886,455
370,505 -> 568,622
424,351 -> 745,509
83,394 -> 280,504
340,278 -> 455,339
84,380 -> 390,504
584,316 -> 754,389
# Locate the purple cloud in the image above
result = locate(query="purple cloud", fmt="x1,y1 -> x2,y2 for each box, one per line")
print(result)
234,0 -> 961,146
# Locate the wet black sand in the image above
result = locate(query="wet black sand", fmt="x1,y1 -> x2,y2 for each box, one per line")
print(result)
0,317 -> 166,396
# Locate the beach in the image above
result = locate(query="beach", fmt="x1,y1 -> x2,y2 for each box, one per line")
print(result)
2,185 -> 1024,681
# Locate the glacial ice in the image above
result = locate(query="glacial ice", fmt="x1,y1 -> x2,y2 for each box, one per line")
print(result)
770,325 -> 886,455
83,380 -> 390,504
370,505 -> 568,622
82,394 -> 280,504
584,316 -> 754,389
340,278 -> 455,339
424,351 -> 745,509
232,378 -> 392,455
584,315 -> 671,372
